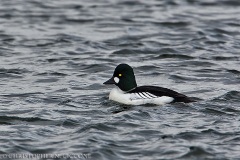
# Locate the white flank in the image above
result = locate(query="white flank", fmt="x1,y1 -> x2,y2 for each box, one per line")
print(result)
109,88 -> 174,105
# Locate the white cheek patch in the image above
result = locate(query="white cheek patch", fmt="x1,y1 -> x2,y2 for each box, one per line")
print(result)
114,77 -> 120,84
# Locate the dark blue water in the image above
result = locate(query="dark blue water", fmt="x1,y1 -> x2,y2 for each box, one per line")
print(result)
0,0 -> 240,159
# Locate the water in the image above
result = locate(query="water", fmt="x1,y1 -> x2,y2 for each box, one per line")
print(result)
0,0 -> 240,159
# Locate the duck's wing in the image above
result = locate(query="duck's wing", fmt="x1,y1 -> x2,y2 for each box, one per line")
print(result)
128,86 -> 196,103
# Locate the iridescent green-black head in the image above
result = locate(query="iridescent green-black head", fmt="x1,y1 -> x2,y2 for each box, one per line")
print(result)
103,63 -> 137,92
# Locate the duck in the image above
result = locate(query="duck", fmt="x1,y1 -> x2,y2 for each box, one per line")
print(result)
103,63 -> 196,105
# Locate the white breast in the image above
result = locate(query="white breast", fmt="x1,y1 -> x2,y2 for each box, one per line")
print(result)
108,88 -> 174,105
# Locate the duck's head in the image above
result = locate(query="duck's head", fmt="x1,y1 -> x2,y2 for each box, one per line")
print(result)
104,63 -> 137,92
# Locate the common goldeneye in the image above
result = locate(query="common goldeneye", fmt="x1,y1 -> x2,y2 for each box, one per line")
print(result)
104,63 -> 196,105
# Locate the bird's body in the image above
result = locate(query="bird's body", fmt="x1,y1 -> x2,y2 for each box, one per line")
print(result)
109,87 -> 174,105
104,64 -> 196,105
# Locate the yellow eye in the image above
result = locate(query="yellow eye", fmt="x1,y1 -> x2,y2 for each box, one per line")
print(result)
119,74 -> 122,77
